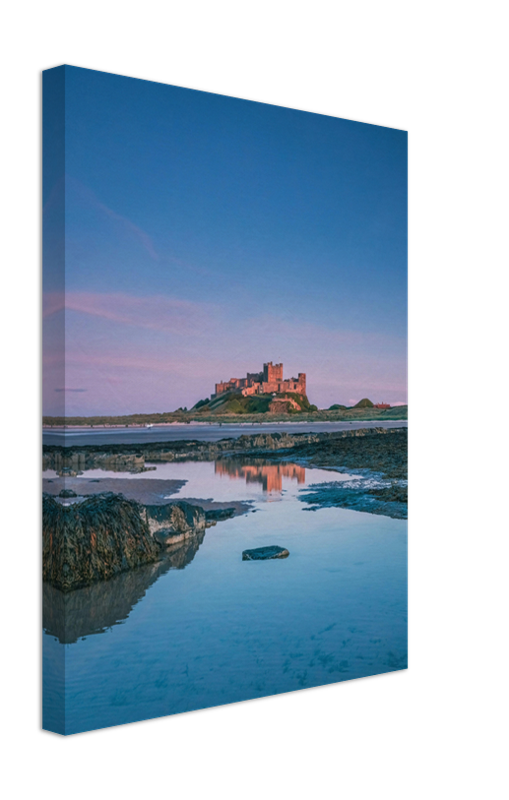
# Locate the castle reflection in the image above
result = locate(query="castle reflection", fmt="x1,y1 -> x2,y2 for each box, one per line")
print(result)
215,458 -> 305,493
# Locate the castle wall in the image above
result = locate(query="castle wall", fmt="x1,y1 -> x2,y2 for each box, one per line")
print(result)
214,364 -> 307,400
241,385 -> 258,396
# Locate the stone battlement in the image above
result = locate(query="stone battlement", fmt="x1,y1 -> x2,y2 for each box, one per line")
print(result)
214,362 -> 306,398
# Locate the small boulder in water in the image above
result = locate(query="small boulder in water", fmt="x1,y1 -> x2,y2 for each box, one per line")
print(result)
242,545 -> 289,561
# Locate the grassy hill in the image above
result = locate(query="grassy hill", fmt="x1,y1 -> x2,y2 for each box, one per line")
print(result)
43,390 -> 408,428
195,391 -> 317,416
354,398 -> 374,408
193,404 -> 407,424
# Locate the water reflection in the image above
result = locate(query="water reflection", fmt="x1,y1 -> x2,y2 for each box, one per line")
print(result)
215,458 -> 305,493
43,530 -> 206,643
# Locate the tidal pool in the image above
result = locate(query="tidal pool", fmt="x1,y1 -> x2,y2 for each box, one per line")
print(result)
43,459 -> 407,734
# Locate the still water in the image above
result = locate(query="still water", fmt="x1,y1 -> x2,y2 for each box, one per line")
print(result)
43,459 -> 407,734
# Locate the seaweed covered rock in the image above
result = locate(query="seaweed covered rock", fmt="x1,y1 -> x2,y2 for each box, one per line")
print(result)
205,507 -> 236,523
43,492 -> 160,592
142,501 -> 207,545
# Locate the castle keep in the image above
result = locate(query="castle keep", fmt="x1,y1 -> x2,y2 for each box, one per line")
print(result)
214,362 -> 306,398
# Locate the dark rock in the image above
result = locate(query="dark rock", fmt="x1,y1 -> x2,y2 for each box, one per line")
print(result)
58,488 -> 78,498
43,492 -> 160,592
142,501 -> 207,545
42,486 -> 232,592
205,507 -> 235,522
299,480 -> 407,520
242,545 -> 289,561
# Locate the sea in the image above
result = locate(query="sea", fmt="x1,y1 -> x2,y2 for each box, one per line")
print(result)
43,422 -> 407,734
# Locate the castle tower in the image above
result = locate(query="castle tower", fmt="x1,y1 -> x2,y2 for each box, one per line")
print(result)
273,363 -> 283,382
263,362 -> 283,383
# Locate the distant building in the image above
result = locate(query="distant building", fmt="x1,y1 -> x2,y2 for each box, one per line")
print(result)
213,362 -> 306,398
374,402 -> 391,409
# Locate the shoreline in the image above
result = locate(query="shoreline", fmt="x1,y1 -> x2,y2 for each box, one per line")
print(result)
43,418 -> 408,431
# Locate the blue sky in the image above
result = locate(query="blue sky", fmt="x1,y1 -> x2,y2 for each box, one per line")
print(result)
43,65 -> 407,416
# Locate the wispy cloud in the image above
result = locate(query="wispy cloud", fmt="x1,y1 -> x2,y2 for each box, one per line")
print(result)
68,177 -> 159,261
43,291 -> 214,335
43,292 -> 65,318
65,292 -> 214,336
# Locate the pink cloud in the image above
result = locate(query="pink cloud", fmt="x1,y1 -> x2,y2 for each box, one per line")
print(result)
43,293 -> 65,318
43,291 -> 214,335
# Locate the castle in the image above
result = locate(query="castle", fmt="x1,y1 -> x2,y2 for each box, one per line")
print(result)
213,362 -> 306,398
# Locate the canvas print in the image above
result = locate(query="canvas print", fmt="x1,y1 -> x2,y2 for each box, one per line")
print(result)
43,66 -> 407,735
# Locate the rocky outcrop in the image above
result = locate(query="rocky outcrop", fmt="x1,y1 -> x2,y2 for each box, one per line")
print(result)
43,492 -> 160,592
43,492 -> 217,592
43,427 -> 406,474
242,545 -> 290,560
141,501 -> 207,545
204,507 -> 236,522
268,397 -> 301,413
